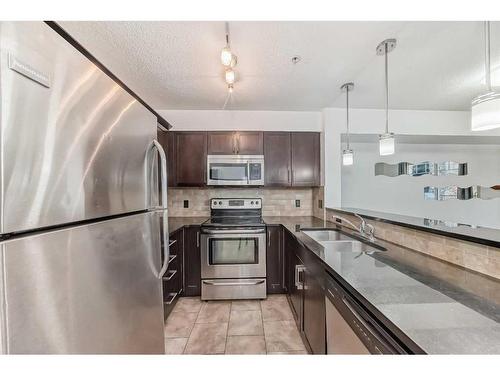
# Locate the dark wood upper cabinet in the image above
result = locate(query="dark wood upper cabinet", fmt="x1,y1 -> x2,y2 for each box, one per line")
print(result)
175,132 -> 207,186
264,132 -> 291,186
236,131 -> 263,155
208,132 -> 236,154
157,130 -> 176,187
291,132 -> 320,187
208,131 -> 263,155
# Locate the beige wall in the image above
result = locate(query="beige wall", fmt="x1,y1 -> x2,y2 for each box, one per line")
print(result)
168,187 -> 314,217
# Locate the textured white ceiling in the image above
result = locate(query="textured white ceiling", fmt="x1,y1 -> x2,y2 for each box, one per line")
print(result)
59,21 -> 500,111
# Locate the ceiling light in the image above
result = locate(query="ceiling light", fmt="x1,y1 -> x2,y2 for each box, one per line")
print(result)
342,149 -> 354,166
341,82 -> 354,166
220,22 -> 237,68
471,21 -> 500,131
225,69 -> 235,85
376,38 -> 397,156
379,133 -> 395,156
221,47 -> 237,68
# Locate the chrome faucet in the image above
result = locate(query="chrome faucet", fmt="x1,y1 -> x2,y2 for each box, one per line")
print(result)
331,213 -> 375,242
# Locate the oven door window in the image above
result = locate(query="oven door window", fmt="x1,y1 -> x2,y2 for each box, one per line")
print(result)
209,163 -> 248,181
208,238 -> 258,265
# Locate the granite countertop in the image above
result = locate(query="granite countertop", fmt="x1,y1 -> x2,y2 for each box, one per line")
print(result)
327,207 -> 500,248
263,216 -> 500,354
168,216 -> 208,234
168,214 -> 500,353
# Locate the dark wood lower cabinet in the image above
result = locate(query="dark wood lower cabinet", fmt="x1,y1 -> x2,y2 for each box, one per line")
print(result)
163,229 -> 184,320
285,231 -> 304,327
284,228 -> 326,354
183,225 -> 201,296
266,225 -> 285,294
303,266 -> 326,354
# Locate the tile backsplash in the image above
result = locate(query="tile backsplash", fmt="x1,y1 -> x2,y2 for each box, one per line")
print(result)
168,187 -> 314,217
323,208 -> 500,280
311,188 -> 499,279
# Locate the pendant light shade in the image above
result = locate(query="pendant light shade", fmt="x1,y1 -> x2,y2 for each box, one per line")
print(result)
379,133 -> 395,156
341,82 -> 354,166
220,46 -> 234,67
377,39 -> 397,156
471,21 -> 500,131
342,149 -> 354,166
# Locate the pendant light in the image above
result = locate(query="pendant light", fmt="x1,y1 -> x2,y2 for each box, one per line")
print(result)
376,39 -> 397,156
221,22 -> 237,68
341,82 -> 354,166
471,21 -> 500,131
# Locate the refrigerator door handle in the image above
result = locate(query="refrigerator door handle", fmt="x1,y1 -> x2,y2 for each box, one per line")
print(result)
151,139 -> 169,279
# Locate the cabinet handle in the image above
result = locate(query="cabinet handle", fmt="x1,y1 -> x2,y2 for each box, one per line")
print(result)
168,254 -> 177,264
295,264 -> 305,290
268,229 -> 271,247
163,269 -> 177,281
287,169 -> 290,183
164,292 -> 178,305
196,231 -> 200,248
236,133 -> 240,154
168,239 -> 177,247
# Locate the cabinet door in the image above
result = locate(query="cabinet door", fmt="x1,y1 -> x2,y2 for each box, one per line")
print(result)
266,225 -> 285,294
208,131 -> 236,154
175,132 -> 207,186
183,226 -> 201,296
303,267 -> 326,354
157,130 -> 176,187
285,232 -> 303,328
236,131 -> 263,155
291,132 -> 320,187
264,132 -> 291,186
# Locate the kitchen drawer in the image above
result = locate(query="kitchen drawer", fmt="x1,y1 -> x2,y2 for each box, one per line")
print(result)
201,278 -> 266,300
163,267 -> 181,320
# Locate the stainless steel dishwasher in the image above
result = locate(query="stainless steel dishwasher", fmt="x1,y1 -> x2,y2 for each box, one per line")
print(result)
325,273 -> 405,354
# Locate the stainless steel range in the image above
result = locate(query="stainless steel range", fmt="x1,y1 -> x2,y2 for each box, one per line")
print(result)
201,198 -> 267,300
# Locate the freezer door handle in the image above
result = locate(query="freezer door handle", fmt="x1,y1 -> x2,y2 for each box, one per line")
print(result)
151,139 -> 170,279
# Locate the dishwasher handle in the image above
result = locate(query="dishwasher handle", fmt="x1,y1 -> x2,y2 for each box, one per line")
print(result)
326,277 -> 406,354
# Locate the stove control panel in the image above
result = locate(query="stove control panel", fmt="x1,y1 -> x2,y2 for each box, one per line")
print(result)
211,198 -> 262,209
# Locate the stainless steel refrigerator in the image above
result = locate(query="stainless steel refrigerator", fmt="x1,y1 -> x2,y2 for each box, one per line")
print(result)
0,22 -> 169,354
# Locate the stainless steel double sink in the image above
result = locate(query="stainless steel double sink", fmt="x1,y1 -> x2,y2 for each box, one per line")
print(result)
301,229 -> 385,254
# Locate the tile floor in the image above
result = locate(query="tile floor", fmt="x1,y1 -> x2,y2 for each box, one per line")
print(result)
164,294 -> 308,355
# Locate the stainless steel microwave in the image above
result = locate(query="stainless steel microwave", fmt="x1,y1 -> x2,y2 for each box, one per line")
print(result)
206,155 -> 264,186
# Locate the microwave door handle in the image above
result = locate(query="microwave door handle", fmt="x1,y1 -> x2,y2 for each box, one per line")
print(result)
152,139 -> 169,279
247,161 -> 250,184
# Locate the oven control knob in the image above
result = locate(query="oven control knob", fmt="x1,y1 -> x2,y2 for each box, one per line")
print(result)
218,201 -> 223,205
250,201 -> 254,205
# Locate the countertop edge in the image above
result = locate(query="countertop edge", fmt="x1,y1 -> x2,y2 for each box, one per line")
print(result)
327,207 -> 500,249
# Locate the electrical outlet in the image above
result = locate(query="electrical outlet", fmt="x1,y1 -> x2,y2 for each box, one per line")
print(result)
295,199 -> 300,208
183,200 -> 189,208
318,199 -> 323,209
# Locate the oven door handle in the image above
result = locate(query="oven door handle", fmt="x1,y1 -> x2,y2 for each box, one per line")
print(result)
201,228 -> 266,234
202,280 -> 265,286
